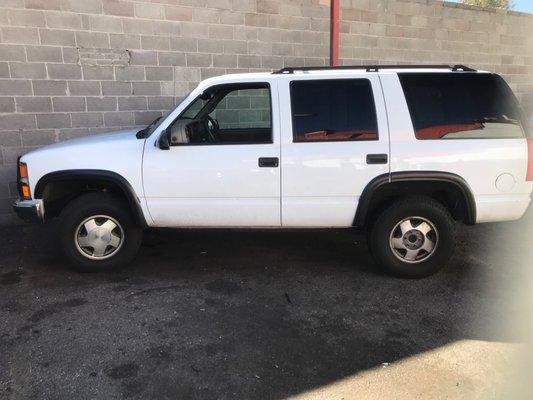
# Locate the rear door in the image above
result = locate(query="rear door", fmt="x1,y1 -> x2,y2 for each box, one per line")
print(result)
278,73 -> 390,227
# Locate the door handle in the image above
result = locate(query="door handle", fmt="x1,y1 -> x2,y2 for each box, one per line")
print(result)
258,157 -> 279,168
366,154 -> 388,164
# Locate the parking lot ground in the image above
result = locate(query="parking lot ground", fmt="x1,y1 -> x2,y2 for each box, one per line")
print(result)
1,209 -> 532,400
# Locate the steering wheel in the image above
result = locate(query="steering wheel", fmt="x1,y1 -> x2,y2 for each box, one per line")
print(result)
205,115 -> 219,142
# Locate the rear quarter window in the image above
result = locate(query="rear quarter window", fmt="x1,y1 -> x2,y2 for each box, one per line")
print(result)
399,73 -> 528,140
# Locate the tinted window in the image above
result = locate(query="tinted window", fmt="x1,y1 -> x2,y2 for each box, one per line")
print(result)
399,73 -> 526,139
168,83 -> 271,145
290,79 -> 378,142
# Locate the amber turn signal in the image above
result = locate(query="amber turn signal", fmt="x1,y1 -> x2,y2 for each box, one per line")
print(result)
19,162 -> 28,179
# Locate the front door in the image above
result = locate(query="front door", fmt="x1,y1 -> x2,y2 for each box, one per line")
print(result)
143,81 -> 281,227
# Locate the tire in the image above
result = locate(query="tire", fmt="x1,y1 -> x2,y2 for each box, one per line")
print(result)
58,192 -> 143,272
368,196 -> 456,278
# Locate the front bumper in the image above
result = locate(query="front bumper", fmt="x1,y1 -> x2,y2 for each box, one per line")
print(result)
13,199 -> 44,222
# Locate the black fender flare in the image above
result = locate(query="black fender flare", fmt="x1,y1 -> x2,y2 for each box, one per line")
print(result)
353,171 -> 477,227
34,169 -> 147,227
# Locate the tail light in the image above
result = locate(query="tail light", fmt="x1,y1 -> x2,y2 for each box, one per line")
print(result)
526,139 -> 533,181
17,158 -> 31,200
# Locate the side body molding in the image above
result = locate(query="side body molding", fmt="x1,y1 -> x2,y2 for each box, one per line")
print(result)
34,169 -> 147,227
353,171 -> 477,227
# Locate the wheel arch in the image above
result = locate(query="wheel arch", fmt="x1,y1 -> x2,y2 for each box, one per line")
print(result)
34,169 -> 147,228
354,171 -> 477,228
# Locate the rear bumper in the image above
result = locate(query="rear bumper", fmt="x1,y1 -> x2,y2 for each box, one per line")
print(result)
13,199 -> 44,223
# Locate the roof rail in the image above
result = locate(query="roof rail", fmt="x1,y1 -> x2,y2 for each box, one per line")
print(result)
272,64 -> 477,74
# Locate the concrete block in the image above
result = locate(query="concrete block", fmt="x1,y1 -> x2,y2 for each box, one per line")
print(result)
1,27 -> 39,44
209,25 -> 234,40
59,0 -> 102,14
68,81 -> 101,96
21,129 -> 57,146
87,96 -> 117,111
152,20 -> 181,36
223,40 -> 248,54
146,66 -> 173,81
165,5 -> 193,21
82,65 -> 114,80
26,46 -> 62,62
47,63 -> 82,80
170,37 -> 198,52
123,19 -> 153,35
118,96 -> 147,111
135,3 -> 163,19
134,110 -> 162,125
0,131 -> 21,147
32,80 -> 67,96
213,54 -> 237,68
187,53 -> 212,67
76,31 -> 109,48
132,82 -> 161,95
36,113 -> 71,129
62,47 -> 79,64
220,10 -> 244,25
53,96 -> 87,112
0,62 -> 9,78
71,112 -> 103,128
9,62 -> 47,79
89,15 -> 123,34
110,34 -> 141,50
141,35 -> 170,51
198,38 -> 224,53
158,52 -> 186,67
16,97 -> 52,113
0,80 -> 32,96
257,0 -> 280,14
45,11 -> 82,29
245,13 -> 269,27
0,98 -> 16,113
238,55 -> 262,68
39,29 -> 76,46
101,81 -> 132,96
104,111 -> 134,127
7,9 -> 45,27
115,65 -> 145,81
130,51 -> 158,65
0,114 -> 36,130
147,96 -> 174,111
206,0 -> 232,10
103,1 -> 134,17
181,22 -> 209,38
193,8 -> 220,23
0,44 -> 26,61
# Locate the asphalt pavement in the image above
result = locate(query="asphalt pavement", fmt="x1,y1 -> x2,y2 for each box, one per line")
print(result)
1,209 -> 532,399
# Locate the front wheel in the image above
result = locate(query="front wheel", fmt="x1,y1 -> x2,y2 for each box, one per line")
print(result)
59,193 -> 143,272
368,197 -> 456,278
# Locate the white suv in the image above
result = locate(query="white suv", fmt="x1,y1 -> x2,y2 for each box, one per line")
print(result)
13,65 -> 533,278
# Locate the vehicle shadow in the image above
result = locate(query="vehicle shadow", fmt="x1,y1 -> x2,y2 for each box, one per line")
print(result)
0,210 -> 531,399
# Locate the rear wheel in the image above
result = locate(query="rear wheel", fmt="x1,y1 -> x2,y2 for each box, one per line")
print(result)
59,193 -> 142,272
368,197 -> 455,278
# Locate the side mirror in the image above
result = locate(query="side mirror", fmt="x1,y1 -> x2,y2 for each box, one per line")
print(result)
158,128 -> 171,150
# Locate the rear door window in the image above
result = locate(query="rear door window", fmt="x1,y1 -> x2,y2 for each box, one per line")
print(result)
290,79 -> 378,142
399,73 -> 527,139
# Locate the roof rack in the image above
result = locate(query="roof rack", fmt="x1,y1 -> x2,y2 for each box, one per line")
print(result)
272,64 -> 477,74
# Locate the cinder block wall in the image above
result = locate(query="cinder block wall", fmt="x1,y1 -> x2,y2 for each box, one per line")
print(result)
1,0 -> 533,224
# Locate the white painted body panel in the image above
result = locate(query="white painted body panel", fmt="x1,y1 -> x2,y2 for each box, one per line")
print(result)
18,69 -> 532,228
379,72 -> 532,223
142,75 -> 281,227
277,73 -> 390,227
20,129 -> 153,224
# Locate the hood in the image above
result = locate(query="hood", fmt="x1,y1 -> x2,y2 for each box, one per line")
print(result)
26,129 -> 140,156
